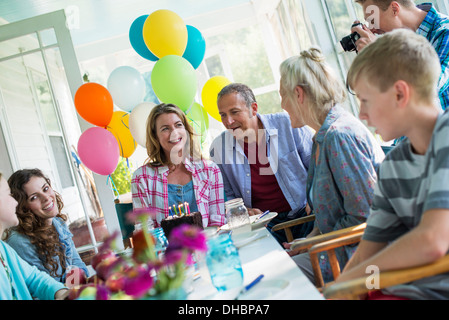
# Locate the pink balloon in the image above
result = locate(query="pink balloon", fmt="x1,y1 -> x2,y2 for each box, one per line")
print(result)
78,127 -> 120,175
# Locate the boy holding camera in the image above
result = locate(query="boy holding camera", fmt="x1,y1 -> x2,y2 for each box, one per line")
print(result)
336,29 -> 449,299
349,0 -> 449,110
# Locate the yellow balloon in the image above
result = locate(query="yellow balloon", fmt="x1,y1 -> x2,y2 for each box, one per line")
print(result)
142,10 -> 188,58
201,76 -> 231,122
107,111 -> 137,158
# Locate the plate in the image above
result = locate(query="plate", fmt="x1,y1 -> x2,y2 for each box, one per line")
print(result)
238,279 -> 290,300
220,212 -> 278,231
231,232 -> 259,248
250,212 -> 278,230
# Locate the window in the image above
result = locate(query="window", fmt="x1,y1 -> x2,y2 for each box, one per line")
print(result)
205,24 -> 281,114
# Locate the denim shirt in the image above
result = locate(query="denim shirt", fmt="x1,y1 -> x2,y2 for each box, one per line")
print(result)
308,105 -> 385,281
6,217 -> 88,283
210,112 -> 313,215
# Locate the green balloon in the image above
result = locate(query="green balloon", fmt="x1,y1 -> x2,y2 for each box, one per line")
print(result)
151,55 -> 197,112
186,102 -> 209,144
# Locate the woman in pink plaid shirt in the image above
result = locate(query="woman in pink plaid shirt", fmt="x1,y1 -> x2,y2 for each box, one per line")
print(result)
131,103 -> 226,228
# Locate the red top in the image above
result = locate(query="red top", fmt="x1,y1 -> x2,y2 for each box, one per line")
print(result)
243,141 -> 291,213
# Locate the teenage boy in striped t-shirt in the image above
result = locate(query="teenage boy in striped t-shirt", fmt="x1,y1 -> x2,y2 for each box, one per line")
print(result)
335,29 -> 449,299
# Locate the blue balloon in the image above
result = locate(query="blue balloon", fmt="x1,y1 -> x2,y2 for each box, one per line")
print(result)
129,15 -> 159,62
182,25 -> 206,69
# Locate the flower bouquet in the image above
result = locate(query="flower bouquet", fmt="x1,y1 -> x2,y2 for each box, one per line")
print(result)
68,208 -> 207,300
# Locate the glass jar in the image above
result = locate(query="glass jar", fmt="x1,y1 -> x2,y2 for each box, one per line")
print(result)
149,227 -> 169,258
205,233 -> 243,292
225,198 -> 250,229
134,223 -> 168,259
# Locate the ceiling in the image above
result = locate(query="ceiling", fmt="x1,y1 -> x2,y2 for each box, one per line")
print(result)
0,0 -> 256,47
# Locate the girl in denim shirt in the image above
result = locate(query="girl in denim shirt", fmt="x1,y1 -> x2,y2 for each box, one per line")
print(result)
279,47 -> 385,284
0,171 -> 68,300
5,169 -> 88,283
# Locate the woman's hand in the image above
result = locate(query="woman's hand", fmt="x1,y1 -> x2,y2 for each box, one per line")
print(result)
55,288 -> 70,300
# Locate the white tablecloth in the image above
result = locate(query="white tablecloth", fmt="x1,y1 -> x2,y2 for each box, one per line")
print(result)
188,227 -> 323,300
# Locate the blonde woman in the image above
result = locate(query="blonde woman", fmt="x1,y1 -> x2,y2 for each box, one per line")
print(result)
131,103 -> 226,228
279,47 -> 385,285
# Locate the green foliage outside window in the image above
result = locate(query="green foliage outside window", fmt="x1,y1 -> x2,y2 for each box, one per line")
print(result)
110,157 -> 133,197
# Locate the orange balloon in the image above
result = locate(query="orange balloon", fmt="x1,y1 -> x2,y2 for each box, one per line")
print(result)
74,83 -> 113,127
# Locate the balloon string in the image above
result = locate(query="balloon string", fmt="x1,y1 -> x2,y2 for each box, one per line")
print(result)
106,125 -> 125,158
107,175 -> 120,198
121,114 -> 130,130
120,114 -> 137,149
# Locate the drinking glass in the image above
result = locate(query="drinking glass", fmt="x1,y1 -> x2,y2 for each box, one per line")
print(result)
205,233 -> 244,291
225,198 -> 250,229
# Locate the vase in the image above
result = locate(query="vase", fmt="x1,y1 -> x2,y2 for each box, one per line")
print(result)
146,287 -> 187,300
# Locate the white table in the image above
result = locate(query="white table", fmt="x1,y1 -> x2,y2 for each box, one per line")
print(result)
188,227 -> 323,300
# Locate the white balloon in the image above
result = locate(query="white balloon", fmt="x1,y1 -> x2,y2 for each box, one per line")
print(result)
107,66 -> 145,112
129,102 -> 156,147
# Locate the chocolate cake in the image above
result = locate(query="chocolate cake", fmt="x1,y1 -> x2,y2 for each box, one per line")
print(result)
160,211 -> 204,238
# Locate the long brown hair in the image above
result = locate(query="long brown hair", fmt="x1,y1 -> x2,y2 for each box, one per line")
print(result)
6,169 -> 67,278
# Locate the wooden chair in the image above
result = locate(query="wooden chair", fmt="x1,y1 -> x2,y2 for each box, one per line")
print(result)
306,231 -> 365,288
271,214 -> 316,243
323,254 -> 449,299
272,215 -> 367,288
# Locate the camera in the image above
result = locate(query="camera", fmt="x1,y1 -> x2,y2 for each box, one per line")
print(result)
340,23 -> 362,52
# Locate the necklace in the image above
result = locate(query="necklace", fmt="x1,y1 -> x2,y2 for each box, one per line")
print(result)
0,250 -> 18,300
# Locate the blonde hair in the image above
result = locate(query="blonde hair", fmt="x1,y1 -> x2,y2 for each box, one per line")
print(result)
347,29 -> 441,104
355,0 -> 414,10
145,103 -> 203,167
279,46 -> 347,128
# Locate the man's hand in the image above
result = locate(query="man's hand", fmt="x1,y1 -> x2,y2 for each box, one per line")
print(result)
351,20 -> 377,52
247,208 -> 263,216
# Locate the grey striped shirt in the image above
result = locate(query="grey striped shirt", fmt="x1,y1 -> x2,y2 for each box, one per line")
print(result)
364,110 -> 449,299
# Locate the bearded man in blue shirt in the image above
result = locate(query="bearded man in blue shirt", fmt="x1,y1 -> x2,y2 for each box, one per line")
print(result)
209,83 -> 314,244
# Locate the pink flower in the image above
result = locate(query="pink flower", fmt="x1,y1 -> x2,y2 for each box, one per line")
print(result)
127,207 -> 157,224
95,255 -> 125,281
122,266 -> 154,298
168,224 -> 207,252
97,230 -> 121,254
164,249 -> 190,266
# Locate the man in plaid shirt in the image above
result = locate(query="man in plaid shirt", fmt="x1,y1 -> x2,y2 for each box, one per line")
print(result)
352,1 -> 449,111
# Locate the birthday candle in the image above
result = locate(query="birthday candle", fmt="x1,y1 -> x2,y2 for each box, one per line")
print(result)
185,202 -> 191,215
173,204 -> 178,216
178,204 -> 183,216
169,207 -> 173,217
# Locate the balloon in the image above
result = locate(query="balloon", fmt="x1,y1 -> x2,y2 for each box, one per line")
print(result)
142,10 -> 188,58
151,55 -> 197,112
182,25 -> 206,69
201,76 -> 231,121
186,102 -> 209,144
129,102 -> 156,147
107,66 -> 145,112
107,111 -> 137,158
77,127 -> 120,176
129,15 -> 159,61
74,83 -> 113,127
